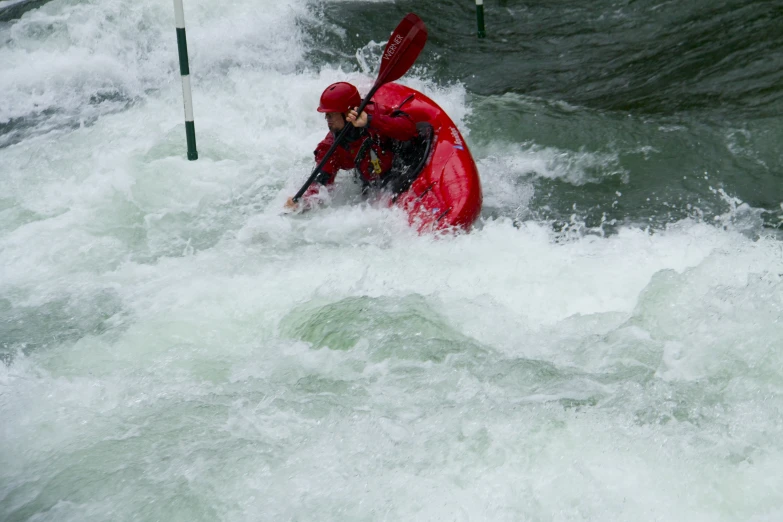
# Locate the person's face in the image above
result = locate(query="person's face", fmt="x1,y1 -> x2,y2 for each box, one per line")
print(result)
324,112 -> 345,132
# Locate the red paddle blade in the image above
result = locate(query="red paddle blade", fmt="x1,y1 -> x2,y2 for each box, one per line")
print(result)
377,13 -> 428,85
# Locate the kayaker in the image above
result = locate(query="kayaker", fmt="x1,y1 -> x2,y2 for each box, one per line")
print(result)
285,81 -> 420,209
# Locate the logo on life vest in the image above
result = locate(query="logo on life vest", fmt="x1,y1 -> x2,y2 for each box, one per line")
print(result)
384,34 -> 404,60
450,127 -> 464,150
370,149 -> 383,174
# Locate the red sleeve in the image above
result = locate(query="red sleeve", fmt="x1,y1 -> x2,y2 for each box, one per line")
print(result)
366,104 -> 418,141
313,133 -> 354,185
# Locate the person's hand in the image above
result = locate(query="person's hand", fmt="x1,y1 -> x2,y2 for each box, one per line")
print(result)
345,107 -> 368,127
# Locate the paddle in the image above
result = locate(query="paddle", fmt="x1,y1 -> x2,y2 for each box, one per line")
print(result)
291,13 -> 428,203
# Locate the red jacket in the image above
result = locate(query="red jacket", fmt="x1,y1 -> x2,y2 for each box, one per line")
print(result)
312,101 -> 418,187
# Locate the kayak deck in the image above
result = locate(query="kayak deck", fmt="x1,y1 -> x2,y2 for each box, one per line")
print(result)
375,83 -> 482,233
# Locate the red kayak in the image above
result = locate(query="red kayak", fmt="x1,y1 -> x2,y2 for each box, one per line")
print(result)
374,83 -> 482,233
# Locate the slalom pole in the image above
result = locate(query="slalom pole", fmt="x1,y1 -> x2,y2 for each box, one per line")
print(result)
476,0 -> 486,38
173,0 -> 198,160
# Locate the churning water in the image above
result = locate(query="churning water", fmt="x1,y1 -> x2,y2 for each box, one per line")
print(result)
2,0 -> 782,520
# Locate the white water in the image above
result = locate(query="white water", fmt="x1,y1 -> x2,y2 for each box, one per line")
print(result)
2,1 -> 783,521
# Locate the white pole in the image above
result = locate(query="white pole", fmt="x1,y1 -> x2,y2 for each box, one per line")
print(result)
173,0 -> 198,160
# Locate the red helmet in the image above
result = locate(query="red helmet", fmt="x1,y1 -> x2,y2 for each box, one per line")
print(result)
317,82 -> 360,113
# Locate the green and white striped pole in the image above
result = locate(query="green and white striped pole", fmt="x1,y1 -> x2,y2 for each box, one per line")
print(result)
476,0 -> 486,38
173,0 -> 198,160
